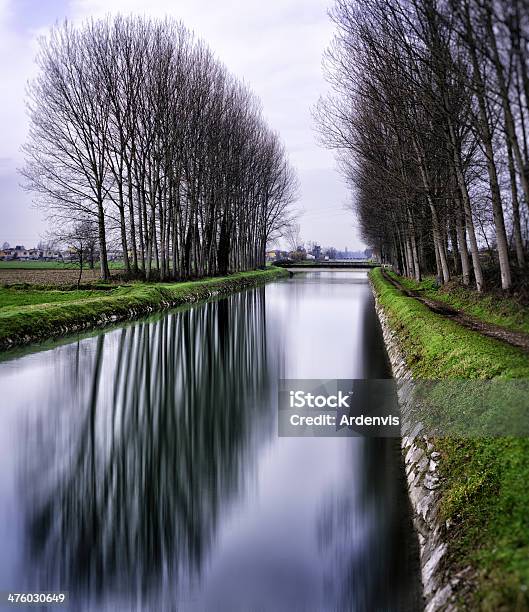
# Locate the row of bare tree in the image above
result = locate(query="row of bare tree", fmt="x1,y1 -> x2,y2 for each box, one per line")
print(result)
22,16 -> 297,280
317,0 -> 529,290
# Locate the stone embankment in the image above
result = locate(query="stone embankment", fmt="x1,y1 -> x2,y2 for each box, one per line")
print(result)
372,287 -> 458,612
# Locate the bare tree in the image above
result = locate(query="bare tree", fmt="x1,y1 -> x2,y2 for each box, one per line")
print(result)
21,16 -> 298,282
316,0 -> 528,291
284,222 -> 303,253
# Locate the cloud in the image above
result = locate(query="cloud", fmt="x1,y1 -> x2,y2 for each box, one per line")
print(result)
69,0 -> 332,163
0,0 -> 365,248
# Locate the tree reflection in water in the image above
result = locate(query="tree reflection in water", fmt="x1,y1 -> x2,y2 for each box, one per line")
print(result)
11,274 -> 422,611
23,288 -> 273,607
317,439 -> 422,612
314,286 -> 422,611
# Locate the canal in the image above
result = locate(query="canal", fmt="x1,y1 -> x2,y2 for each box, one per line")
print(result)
0,271 -> 422,611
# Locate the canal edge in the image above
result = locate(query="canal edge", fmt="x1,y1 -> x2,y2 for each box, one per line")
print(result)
0,268 -> 289,353
370,278 -> 457,612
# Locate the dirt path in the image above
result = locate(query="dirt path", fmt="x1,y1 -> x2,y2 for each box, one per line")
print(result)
382,269 -> 529,352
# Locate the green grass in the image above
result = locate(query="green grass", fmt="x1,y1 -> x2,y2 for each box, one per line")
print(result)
0,267 -> 288,350
0,287 -> 105,308
389,270 -> 529,335
0,260 -> 68,269
370,268 -> 529,609
0,260 -> 124,269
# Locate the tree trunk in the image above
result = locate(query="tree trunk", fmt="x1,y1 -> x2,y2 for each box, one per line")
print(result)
447,120 -> 484,291
455,200 -> 471,286
96,194 -> 110,281
465,6 -> 512,289
506,132 -> 526,267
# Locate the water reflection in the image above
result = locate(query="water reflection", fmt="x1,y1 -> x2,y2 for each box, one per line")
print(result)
22,289 -> 274,609
0,272 -> 421,611
317,440 -> 420,611
281,272 -> 420,611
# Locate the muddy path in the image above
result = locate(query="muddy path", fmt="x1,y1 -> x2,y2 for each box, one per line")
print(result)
382,270 -> 529,353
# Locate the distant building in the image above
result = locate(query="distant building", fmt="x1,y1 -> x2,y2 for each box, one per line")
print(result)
0,245 -> 64,261
309,244 -> 322,260
289,247 -> 307,261
0,248 -> 15,260
43,250 -> 63,260
34,248 -> 63,260
13,246 -> 30,260
266,249 -> 289,262
28,249 -> 42,260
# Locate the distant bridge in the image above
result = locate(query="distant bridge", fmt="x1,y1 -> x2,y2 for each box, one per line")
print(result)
273,260 -> 380,270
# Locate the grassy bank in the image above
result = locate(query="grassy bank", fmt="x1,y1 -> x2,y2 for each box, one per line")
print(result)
389,270 -> 529,335
0,267 -> 288,351
0,260 -> 125,269
370,267 -> 529,609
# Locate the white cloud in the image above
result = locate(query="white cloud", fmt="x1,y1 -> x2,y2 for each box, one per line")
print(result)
0,1 -> 47,242
0,0 -> 365,248
70,0 -> 333,164
0,6 -> 30,162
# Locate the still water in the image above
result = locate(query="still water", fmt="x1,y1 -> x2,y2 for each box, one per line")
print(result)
0,271 -> 421,611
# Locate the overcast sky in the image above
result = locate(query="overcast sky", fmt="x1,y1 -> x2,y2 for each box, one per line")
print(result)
0,0 -> 365,251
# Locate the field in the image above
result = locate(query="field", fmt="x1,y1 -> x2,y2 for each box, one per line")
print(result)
0,260 -> 124,269
0,268 -> 122,286
0,260 -> 124,286
0,260 -> 70,269
0,286 -> 107,309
